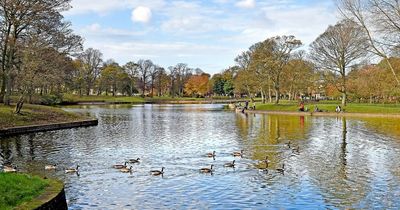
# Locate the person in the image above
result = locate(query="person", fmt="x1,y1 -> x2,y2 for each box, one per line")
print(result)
299,102 -> 305,112
335,105 -> 341,113
245,101 -> 249,110
314,106 -> 322,112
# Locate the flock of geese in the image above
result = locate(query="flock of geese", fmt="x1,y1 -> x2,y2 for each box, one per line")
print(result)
1,141 -> 300,176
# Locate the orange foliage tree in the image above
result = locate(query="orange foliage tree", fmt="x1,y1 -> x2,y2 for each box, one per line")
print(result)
184,73 -> 210,97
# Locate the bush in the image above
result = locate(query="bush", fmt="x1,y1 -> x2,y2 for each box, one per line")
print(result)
39,94 -> 63,105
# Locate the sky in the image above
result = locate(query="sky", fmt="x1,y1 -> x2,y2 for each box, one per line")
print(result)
64,0 -> 339,74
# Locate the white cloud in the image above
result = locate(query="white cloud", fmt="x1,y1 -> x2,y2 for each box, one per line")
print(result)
132,6 -> 152,23
236,0 -> 255,9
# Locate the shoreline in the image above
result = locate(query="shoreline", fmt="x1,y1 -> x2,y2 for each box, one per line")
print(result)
239,109 -> 400,118
64,99 -> 259,105
0,119 -> 98,137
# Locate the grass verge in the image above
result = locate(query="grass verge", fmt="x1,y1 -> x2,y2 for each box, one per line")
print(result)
255,101 -> 400,114
0,104 -> 89,129
0,173 -> 49,210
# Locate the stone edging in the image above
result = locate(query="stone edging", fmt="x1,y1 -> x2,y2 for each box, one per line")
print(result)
15,179 -> 68,210
0,119 -> 98,137
239,109 -> 400,118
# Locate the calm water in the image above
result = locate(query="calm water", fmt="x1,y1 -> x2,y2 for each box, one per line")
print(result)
1,104 -> 400,209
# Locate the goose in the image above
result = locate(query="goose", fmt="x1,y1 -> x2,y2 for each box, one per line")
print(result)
263,156 -> 270,168
200,165 -> 214,173
120,166 -> 133,173
292,146 -> 300,154
286,141 -> 291,149
206,151 -> 216,158
3,165 -> 17,173
150,167 -> 164,176
128,158 -> 140,164
232,150 -> 244,157
45,164 -> 57,170
112,162 -> 128,169
65,165 -> 79,173
224,160 -> 235,168
276,164 -> 285,174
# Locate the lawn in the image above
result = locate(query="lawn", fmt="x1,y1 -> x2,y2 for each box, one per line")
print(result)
0,104 -> 87,129
255,101 -> 400,114
0,173 -> 49,210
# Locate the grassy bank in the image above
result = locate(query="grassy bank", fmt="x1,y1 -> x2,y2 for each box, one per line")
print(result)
63,94 -> 146,103
0,104 -> 88,129
255,101 -> 400,114
0,173 -> 49,210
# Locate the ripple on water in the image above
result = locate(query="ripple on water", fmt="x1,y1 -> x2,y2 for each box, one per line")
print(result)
2,105 -> 400,209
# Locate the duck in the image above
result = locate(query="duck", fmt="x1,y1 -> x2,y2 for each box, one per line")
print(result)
120,166 -> 133,173
45,164 -> 57,170
112,162 -> 128,169
150,167 -> 164,176
224,160 -> 235,168
232,150 -> 244,157
3,165 -> 17,173
200,165 -> 214,173
128,158 -> 140,164
206,151 -> 216,158
65,165 -> 79,173
276,164 -> 285,174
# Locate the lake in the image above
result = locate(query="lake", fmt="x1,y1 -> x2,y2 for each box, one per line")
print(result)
1,104 -> 400,209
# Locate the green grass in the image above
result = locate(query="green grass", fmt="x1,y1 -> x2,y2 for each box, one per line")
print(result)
63,94 -> 146,103
0,104 -> 88,129
0,173 -> 49,210
255,101 -> 400,114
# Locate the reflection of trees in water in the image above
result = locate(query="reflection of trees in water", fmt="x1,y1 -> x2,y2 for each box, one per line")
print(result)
306,117 -> 372,208
360,117 -> 400,139
235,114 -> 311,167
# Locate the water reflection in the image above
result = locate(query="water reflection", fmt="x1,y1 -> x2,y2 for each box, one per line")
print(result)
1,105 -> 400,209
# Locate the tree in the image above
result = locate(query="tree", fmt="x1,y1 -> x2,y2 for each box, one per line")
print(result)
123,61 -> 139,96
251,36 -> 302,104
136,59 -> 154,97
310,19 -> 369,106
184,73 -> 210,97
77,48 -> 103,96
0,0 -> 82,105
169,63 -> 192,97
338,0 -> 400,86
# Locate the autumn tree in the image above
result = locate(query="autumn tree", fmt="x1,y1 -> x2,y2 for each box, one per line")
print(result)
310,19 -> 368,106
136,59 -> 155,97
184,73 -> 210,97
250,36 -> 302,104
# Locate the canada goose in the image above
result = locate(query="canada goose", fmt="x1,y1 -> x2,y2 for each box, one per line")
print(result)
150,167 -> 164,176
232,150 -> 244,157
120,166 -> 133,173
206,151 -> 216,158
128,158 -> 140,164
261,156 -> 270,168
45,164 -> 57,170
276,164 -> 285,174
292,146 -> 300,154
286,141 -> 291,149
200,165 -> 214,173
3,165 -> 17,173
65,165 -> 79,173
112,162 -> 128,169
224,160 -> 235,168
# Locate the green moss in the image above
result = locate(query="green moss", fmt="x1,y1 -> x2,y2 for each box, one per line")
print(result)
0,104 -> 89,129
0,173 -> 49,210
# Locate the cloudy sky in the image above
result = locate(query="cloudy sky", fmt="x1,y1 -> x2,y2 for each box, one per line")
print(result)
64,0 -> 339,74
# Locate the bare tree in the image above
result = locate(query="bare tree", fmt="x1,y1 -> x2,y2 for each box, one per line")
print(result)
77,48 -> 103,96
137,59 -> 154,97
310,19 -> 369,106
338,0 -> 400,86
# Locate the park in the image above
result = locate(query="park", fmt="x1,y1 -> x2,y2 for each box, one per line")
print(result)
1,0 -> 400,209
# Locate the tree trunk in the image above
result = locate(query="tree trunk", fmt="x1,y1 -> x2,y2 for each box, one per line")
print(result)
274,86 -> 280,105
342,92 -> 347,107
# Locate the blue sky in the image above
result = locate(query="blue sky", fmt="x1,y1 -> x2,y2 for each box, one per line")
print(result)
64,0 -> 338,74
